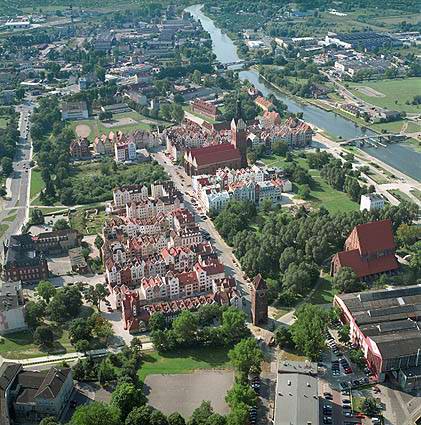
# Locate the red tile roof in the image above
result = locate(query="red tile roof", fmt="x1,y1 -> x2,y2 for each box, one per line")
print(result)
351,219 -> 396,256
335,249 -> 398,279
187,144 -> 241,167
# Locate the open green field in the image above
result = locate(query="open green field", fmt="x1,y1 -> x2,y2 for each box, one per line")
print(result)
0,223 -> 8,238
348,78 -> 421,114
0,330 -> 74,360
69,208 -> 106,236
138,347 -> 231,381
263,154 -> 359,213
70,111 -> 170,142
308,275 -> 336,305
29,168 -> 45,201
0,116 -> 8,129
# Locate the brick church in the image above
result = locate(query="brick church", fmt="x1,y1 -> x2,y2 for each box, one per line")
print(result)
184,105 -> 248,176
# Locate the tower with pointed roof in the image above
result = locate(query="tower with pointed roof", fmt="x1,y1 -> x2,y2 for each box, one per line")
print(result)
231,99 -> 248,168
251,274 -> 268,326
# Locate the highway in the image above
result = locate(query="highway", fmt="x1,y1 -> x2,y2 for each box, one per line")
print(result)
0,102 -> 35,252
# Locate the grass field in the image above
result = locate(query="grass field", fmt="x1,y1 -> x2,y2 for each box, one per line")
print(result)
70,111 -> 170,142
263,154 -> 359,213
308,275 -> 336,305
0,116 -> 8,129
138,347 -> 231,381
29,168 -> 45,201
410,188 -> 421,202
3,210 -> 17,222
348,78 -> 421,114
0,330 -> 74,360
69,208 -> 106,236
388,189 -> 416,205
0,223 -> 8,238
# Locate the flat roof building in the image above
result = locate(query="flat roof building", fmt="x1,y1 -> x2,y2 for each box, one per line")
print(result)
334,285 -> 421,389
274,360 -> 319,425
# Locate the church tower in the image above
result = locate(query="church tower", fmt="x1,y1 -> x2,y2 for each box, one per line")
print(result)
251,274 -> 268,326
231,100 -> 248,168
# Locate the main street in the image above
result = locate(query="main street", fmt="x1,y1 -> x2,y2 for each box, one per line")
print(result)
0,102 -> 35,251
152,151 -> 252,304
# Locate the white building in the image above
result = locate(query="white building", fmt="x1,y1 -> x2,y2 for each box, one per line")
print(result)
0,281 -> 27,335
61,101 -> 89,121
360,193 -> 385,212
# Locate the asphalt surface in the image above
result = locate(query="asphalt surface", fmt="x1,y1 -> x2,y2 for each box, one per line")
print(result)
0,102 -> 34,252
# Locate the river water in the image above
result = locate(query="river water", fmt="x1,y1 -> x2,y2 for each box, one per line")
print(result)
185,4 -> 421,181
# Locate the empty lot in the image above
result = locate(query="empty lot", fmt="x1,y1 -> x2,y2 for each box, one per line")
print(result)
145,370 -> 234,418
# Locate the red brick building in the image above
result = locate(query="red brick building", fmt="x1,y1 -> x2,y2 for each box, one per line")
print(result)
251,274 -> 268,326
184,144 -> 242,176
331,219 -> 399,280
191,99 -> 220,121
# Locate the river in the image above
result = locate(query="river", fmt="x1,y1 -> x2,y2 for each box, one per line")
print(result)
185,4 -> 421,181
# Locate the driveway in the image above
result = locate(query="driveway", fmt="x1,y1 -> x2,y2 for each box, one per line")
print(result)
145,370 -> 234,418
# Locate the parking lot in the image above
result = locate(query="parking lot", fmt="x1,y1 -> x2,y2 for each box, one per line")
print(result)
318,327 -> 379,425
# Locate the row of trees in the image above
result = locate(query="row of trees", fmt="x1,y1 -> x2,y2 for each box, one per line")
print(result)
0,107 -> 19,182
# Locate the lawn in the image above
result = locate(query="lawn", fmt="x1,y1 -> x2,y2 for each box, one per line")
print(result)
0,116 -> 8,129
138,347 -> 231,381
263,154 -> 359,213
3,210 -> 17,222
30,168 -> 45,201
70,111 -> 170,142
0,223 -> 8,238
388,189 -> 416,205
69,208 -> 106,236
0,329 -> 74,360
308,275 -> 336,305
348,78 -> 421,114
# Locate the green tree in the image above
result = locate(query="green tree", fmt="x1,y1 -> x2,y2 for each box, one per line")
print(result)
167,413 -> 186,425
24,300 -> 46,328
172,310 -> 198,345
150,410 -> 168,425
290,304 -> 327,361
298,184 -> 311,200
396,223 -> 420,248
1,157 -> 13,176
221,308 -> 249,344
69,318 -> 93,343
69,402 -> 121,425
111,382 -> 145,418
274,326 -> 293,349
34,325 -> 54,347
228,338 -> 263,380
272,140 -> 288,157
48,286 -> 82,322
95,235 -> 104,259
98,358 -> 116,386
226,403 -> 249,425
39,418 -> 59,425
53,218 -> 70,231
30,208 -> 44,225
362,397 -> 381,416
149,312 -> 167,332
225,381 -> 257,408
85,284 -> 110,311
36,280 -> 56,303
206,414 -> 226,425
75,339 -> 90,354
332,267 -> 363,293
189,401 -> 214,425
338,323 -> 350,344
125,406 -> 153,425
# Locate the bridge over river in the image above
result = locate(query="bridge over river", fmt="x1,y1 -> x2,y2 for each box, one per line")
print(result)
340,133 -> 407,148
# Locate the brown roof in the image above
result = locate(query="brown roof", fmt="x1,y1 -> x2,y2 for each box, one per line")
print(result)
188,144 -> 241,167
353,219 -> 395,255
335,249 -> 398,278
253,274 -> 267,290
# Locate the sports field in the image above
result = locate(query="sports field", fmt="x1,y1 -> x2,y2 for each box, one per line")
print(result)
349,78 -> 421,113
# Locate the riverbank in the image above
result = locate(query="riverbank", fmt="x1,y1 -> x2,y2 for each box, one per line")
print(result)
187,4 -> 421,181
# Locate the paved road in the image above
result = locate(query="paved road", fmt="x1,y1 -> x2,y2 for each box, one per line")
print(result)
0,102 -> 35,252
152,151 -> 251,303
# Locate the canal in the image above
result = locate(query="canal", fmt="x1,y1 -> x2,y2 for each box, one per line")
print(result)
185,4 -> 421,181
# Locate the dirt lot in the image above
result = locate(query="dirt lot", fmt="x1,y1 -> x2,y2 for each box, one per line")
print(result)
75,124 -> 92,138
145,370 -> 234,418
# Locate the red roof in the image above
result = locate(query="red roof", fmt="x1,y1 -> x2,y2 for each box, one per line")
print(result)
352,219 -> 396,256
187,144 -> 241,167
335,249 -> 398,279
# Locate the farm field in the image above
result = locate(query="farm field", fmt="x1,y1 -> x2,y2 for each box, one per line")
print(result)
348,78 -> 421,114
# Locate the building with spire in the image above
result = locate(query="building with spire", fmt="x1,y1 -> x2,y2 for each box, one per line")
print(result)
251,274 -> 268,326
